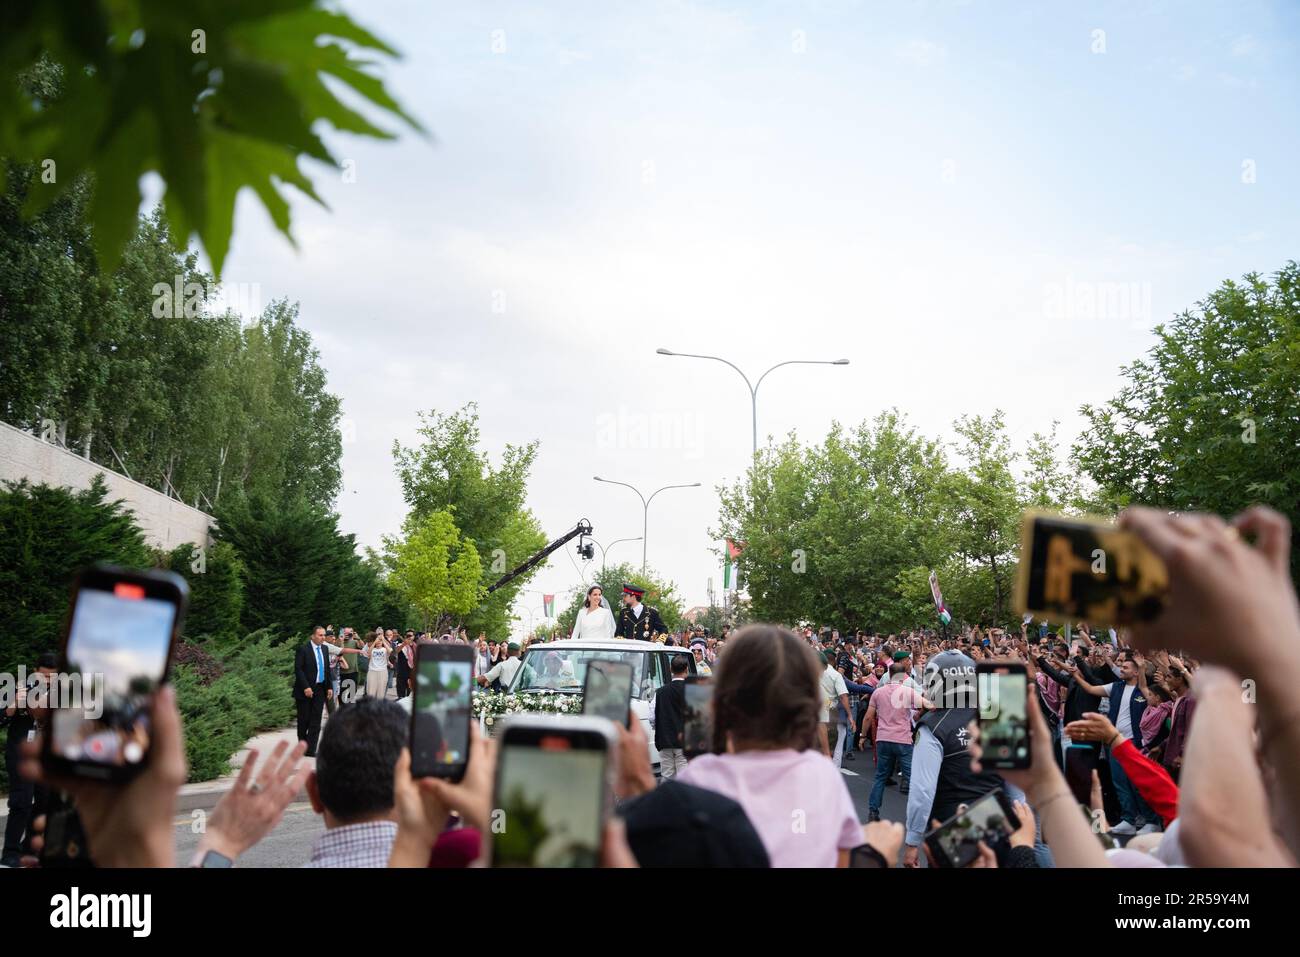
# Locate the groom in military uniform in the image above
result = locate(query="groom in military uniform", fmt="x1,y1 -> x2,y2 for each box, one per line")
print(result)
617,583 -> 667,642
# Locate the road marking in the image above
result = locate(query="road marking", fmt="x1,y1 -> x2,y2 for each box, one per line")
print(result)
839,768 -> 859,777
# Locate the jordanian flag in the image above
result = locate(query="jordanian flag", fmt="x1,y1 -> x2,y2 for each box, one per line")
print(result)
928,570 -> 952,625
542,594 -> 555,618
724,538 -> 744,590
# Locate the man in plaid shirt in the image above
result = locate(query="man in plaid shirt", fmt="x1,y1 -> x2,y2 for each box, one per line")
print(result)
304,698 -> 406,867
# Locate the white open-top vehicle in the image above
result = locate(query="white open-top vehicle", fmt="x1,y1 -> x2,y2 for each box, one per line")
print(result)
503,638 -> 697,773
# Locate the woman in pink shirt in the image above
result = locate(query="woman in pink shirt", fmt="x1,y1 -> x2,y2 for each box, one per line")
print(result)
1138,685 -> 1175,759
678,625 -> 863,867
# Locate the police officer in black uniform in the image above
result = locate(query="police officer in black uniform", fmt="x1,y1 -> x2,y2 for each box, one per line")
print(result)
902,648 -> 1020,867
616,584 -> 667,641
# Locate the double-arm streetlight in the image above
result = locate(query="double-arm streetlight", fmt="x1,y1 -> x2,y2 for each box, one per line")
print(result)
656,349 -> 849,457
593,477 -> 700,573
591,536 -> 643,572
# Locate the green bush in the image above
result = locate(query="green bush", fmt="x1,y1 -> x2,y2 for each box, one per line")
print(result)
164,540 -> 245,641
172,629 -> 296,783
0,477 -> 152,793
0,477 -> 152,677
217,628 -> 296,732
0,473 -> 362,791
173,664 -> 256,783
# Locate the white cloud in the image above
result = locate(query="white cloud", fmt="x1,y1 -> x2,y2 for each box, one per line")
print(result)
1230,34 -> 1259,58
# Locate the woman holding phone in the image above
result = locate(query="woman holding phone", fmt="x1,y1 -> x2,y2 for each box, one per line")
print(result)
570,586 -> 616,641
364,629 -> 392,700
677,624 -> 862,867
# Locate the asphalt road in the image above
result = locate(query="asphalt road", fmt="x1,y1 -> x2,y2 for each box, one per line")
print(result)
175,801 -> 324,868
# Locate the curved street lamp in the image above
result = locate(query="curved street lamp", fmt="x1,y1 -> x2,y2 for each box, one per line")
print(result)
656,348 -> 849,457
591,535 -> 643,572
593,477 -> 700,573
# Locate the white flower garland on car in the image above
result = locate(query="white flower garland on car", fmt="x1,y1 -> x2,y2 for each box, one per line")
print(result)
471,689 -> 583,726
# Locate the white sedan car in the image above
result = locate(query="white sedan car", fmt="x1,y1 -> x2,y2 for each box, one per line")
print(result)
505,638 -> 697,773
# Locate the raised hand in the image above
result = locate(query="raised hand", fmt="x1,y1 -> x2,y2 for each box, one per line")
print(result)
198,739 -> 308,863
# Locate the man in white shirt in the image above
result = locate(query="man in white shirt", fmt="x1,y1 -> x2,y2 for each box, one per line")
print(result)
819,654 -> 855,768
477,641 -> 522,691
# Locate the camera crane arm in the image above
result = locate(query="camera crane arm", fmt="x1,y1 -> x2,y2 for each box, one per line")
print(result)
484,519 -> 594,595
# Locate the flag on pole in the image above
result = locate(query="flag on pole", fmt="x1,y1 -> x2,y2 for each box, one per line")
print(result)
724,539 -> 744,590
928,570 -> 952,626
542,594 -> 554,618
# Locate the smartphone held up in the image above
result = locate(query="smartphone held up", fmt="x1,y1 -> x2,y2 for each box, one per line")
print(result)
976,662 -> 1030,770
682,675 -> 713,758
42,564 -> 189,784
410,642 -> 474,781
581,658 -> 634,727
490,714 -> 618,868
1014,510 -> 1167,625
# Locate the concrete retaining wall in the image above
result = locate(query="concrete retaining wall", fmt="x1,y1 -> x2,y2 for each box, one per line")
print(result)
0,420 -> 212,549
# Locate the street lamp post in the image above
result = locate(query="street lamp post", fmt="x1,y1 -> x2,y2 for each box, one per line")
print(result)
593,477 -> 700,573
656,349 -> 849,457
593,536 -> 643,572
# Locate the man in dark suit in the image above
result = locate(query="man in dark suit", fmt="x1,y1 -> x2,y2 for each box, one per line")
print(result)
617,583 -> 668,642
654,655 -> 690,779
295,626 -> 334,756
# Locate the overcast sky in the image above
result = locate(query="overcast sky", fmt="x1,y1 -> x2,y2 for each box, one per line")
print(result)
194,0 -> 1299,631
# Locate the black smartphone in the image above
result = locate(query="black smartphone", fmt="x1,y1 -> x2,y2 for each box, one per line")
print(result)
976,662 -> 1031,770
410,642 -> 475,780
581,659 -> 634,728
1015,510 -> 1167,625
1064,744 -> 1097,805
43,564 -> 188,783
924,788 -> 1020,869
682,676 -> 713,758
491,715 -> 616,867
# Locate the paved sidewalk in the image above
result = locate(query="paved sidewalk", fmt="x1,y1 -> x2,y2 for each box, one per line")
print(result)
176,726 -> 309,813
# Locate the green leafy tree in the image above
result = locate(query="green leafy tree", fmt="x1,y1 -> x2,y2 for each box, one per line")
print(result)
0,2 -> 422,275
215,493 -> 380,640
1022,421 -> 1085,512
943,412 -> 1021,623
386,510 -> 483,634
716,408 -> 1079,630
392,404 -> 547,638
696,604 -> 727,635
715,411 -> 954,631
1,181 -> 344,508
1077,263 -> 1300,580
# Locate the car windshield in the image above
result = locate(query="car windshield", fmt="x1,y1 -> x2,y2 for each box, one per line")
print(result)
509,648 -> 647,697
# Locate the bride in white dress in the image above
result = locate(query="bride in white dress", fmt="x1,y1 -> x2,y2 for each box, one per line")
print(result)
570,585 -> 617,641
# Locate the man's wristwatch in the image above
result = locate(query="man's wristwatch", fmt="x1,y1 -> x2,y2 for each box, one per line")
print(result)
191,848 -> 234,868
